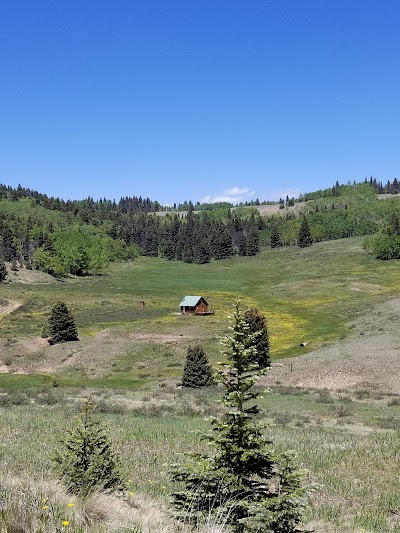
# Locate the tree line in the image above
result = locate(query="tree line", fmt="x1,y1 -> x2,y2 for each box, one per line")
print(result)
2,181 -> 400,279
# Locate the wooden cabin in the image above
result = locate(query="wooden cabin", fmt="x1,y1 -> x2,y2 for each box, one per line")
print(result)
179,296 -> 213,315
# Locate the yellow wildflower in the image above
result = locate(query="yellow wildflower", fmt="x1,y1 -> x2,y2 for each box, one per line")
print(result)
162,486 -> 166,490
62,520 -> 69,526
42,498 -> 48,503
67,503 -> 75,508
129,491 -> 134,496
42,505 -> 48,510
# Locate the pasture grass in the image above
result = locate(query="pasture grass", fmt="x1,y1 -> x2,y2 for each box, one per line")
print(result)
0,386 -> 398,532
1,237 -> 400,387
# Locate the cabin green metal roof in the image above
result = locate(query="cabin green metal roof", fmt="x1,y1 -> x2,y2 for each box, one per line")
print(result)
179,295 -> 204,307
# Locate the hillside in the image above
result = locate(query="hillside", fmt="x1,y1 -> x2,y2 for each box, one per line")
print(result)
2,181 -> 400,279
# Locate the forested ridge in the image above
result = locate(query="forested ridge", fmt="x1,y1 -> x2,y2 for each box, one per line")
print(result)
1,179 -> 400,277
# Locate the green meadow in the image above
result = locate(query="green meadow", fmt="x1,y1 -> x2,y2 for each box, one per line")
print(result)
1,239 -> 399,340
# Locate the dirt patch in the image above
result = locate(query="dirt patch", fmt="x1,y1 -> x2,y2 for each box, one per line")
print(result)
266,297 -> 400,393
4,263 -> 55,284
0,299 -> 21,318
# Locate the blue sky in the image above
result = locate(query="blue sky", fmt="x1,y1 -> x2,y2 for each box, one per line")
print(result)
1,1 -> 400,205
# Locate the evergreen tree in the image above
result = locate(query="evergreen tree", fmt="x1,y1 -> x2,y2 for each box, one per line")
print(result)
48,301 -> 79,344
246,227 -> 260,256
270,224 -> 281,248
237,233 -> 247,256
244,308 -> 271,368
0,259 -> 7,282
181,345 -> 214,388
164,238 -> 176,260
171,302 -> 311,532
194,239 -> 211,264
298,216 -> 313,248
53,398 -> 124,496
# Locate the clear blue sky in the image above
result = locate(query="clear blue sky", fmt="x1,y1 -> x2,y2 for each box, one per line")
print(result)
1,0 -> 400,204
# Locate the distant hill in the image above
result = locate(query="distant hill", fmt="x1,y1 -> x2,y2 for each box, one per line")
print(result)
1,179 -> 400,278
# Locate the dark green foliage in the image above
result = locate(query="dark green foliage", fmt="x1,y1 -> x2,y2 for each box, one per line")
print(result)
10,258 -> 18,271
237,233 -> 248,256
245,215 -> 261,256
366,212 -> 400,259
53,398 -> 124,496
246,227 -> 260,256
298,216 -> 313,248
270,224 -> 281,248
171,302 -> 311,532
48,301 -> 79,344
243,308 -> 270,368
181,345 -> 214,388
0,260 -> 7,282
366,232 -> 400,259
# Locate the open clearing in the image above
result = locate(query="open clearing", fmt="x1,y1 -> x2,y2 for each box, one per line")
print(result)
1,237 -> 400,389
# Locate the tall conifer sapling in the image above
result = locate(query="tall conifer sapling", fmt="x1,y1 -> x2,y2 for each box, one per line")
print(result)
171,301 -> 312,532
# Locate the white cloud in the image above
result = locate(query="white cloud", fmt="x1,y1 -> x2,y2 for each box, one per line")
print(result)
223,186 -> 250,196
200,186 -> 256,205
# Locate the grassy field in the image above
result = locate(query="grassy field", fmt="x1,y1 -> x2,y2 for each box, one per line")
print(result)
1,237 -> 400,388
0,386 -> 399,532
1,236 -> 400,531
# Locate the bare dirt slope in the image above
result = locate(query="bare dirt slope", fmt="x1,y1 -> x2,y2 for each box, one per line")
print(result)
4,264 -> 55,283
0,299 -> 21,318
266,297 -> 400,393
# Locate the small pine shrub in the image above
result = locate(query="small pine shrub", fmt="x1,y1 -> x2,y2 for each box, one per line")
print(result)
10,258 -> 18,271
53,398 -> 124,496
181,345 -> 214,388
48,301 -> 79,344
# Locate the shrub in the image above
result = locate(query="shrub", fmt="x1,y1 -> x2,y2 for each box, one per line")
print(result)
53,398 -> 124,496
181,345 -> 214,388
48,301 -> 79,344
